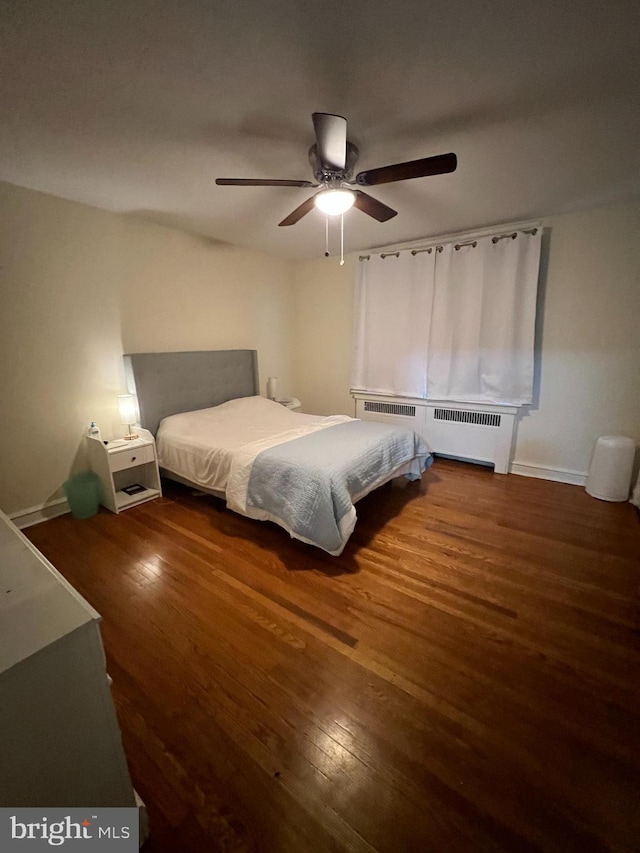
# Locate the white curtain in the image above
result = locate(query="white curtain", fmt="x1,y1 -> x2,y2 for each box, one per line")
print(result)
427,230 -> 542,404
351,250 -> 435,397
351,229 -> 542,405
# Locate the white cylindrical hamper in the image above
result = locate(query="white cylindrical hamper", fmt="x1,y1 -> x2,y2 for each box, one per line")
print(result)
586,435 -> 636,502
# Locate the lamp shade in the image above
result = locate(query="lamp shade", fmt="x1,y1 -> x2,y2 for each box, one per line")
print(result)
117,394 -> 138,426
266,377 -> 278,400
314,189 -> 355,216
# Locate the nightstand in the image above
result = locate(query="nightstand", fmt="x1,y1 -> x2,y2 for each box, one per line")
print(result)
87,432 -> 162,513
276,397 -> 301,412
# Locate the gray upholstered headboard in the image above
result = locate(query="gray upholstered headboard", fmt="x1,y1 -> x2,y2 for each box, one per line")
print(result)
123,349 -> 259,435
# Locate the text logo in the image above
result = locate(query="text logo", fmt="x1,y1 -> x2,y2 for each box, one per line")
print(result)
1,808 -> 138,850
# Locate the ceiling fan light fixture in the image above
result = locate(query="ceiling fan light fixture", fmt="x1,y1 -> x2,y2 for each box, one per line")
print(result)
314,188 -> 355,216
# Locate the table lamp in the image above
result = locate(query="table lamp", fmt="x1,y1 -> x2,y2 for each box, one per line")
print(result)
117,394 -> 139,441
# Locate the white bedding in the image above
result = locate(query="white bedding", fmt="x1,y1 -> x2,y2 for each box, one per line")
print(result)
157,394 -> 432,554
156,395 -> 350,492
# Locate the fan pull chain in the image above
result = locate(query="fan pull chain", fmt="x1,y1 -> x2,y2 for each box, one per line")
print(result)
323,214 -> 346,264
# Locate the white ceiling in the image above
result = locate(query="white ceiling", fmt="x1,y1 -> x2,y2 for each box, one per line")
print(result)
2,0 -> 639,260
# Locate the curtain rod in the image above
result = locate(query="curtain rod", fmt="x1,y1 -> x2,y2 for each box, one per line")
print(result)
359,227 -> 539,261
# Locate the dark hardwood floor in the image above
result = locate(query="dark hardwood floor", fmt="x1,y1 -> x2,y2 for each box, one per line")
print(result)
26,458 -> 640,852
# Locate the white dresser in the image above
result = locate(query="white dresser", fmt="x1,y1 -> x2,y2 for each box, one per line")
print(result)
0,510 -> 137,809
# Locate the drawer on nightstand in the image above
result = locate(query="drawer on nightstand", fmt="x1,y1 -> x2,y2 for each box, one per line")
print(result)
109,444 -> 154,472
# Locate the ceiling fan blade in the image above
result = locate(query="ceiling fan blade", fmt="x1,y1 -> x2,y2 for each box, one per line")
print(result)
278,194 -> 317,226
216,178 -> 315,187
353,190 -> 398,222
312,113 -> 347,171
355,152 -> 457,186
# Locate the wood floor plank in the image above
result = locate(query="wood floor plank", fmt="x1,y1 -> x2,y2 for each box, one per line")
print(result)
25,458 -> 640,852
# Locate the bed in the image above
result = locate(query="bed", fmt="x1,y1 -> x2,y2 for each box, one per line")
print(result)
124,350 -> 432,555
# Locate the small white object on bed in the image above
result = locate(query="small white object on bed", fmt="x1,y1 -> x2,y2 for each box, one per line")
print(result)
157,396 -> 431,555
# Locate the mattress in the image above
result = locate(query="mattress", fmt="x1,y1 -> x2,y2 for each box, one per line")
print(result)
156,395 -> 432,554
156,395 -> 350,492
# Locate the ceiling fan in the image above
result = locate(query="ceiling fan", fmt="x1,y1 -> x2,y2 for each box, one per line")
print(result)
215,113 -> 457,227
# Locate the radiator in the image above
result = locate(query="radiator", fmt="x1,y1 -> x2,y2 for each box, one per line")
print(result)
353,393 -> 518,474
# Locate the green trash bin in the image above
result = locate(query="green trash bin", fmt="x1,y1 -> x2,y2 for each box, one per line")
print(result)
63,471 -> 101,519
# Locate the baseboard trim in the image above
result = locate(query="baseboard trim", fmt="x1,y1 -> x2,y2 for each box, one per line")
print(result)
8,497 -> 70,529
5,464 -> 589,525
510,462 -> 588,486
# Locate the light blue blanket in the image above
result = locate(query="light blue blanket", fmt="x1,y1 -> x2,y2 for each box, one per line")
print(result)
246,420 -> 432,555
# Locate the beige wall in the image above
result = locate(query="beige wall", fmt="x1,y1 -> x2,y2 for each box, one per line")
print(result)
0,183 -> 124,514
292,199 -> 640,478
516,201 -> 640,475
293,255 -> 356,417
0,182 -> 295,515
119,218 -> 295,397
